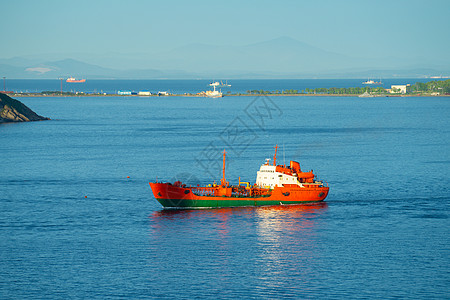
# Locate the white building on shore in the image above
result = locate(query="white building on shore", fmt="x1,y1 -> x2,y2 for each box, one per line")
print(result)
390,84 -> 411,94
118,90 -> 132,95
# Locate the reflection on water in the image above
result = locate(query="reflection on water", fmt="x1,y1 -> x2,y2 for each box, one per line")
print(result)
149,203 -> 328,243
254,204 -> 328,291
150,203 -> 327,220
149,203 -> 328,232
147,203 -> 328,296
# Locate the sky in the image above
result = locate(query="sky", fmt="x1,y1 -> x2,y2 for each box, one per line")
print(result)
1,0 -> 449,63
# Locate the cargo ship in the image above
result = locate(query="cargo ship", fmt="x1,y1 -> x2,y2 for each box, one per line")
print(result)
149,146 -> 329,209
66,77 -> 86,83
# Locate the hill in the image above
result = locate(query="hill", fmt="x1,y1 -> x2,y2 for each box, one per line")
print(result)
0,93 -> 50,123
1,37 -> 449,79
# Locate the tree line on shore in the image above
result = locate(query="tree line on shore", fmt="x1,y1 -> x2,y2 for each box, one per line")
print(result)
410,79 -> 450,94
244,87 -> 386,95
243,79 -> 450,95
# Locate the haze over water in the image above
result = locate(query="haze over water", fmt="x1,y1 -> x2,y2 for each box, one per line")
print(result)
1,92 -> 449,298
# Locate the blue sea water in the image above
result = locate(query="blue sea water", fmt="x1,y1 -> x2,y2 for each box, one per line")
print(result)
0,90 -> 449,298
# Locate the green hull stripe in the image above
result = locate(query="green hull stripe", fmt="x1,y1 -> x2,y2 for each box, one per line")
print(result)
157,198 -> 323,208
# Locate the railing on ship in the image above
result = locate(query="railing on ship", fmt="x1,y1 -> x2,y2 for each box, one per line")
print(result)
191,186 -> 272,198
191,187 -> 218,197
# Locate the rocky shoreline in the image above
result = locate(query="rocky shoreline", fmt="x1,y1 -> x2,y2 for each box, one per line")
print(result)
0,93 -> 50,123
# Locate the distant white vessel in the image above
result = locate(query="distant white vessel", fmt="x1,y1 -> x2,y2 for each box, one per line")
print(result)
221,80 -> 231,87
206,82 -> 222,98
363,79 -> 382,85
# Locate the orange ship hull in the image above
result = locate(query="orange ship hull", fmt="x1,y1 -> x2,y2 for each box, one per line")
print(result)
149,182 -> 329,209
66,78 -> 86,83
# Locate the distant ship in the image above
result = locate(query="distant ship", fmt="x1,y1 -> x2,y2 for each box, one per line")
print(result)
206,82 -> 223,98
362,79 -> 382,85
220,80 -> 231,87
66,77 -> 86,83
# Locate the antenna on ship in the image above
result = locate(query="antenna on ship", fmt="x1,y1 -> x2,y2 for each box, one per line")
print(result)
273,145 -> 278,166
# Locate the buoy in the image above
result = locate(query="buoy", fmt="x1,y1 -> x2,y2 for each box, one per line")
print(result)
127,176 -> 130,178
85,196 -> 87,198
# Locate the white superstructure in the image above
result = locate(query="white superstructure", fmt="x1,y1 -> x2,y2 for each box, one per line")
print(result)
255,161 -> 302,189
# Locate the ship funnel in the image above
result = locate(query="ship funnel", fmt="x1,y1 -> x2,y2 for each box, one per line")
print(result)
290,161 -> 301,173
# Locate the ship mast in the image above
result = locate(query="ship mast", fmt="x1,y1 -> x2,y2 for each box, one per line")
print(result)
273,144 -> 278,166
221,149 -> 228,187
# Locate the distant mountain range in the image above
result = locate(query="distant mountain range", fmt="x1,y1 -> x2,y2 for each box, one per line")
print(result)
1,37 -> 449,79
